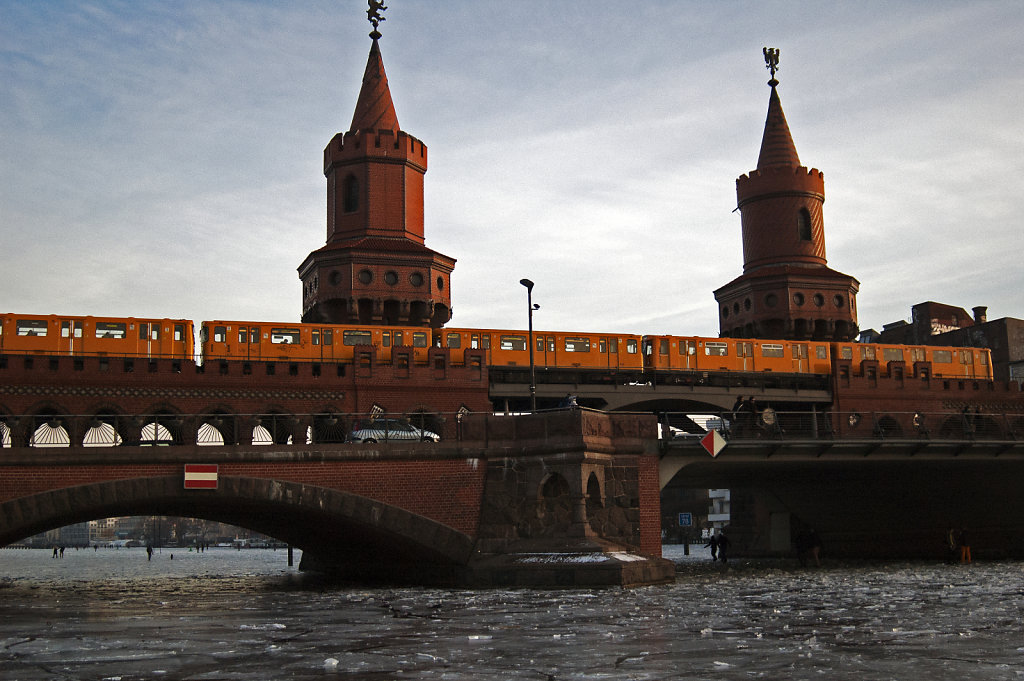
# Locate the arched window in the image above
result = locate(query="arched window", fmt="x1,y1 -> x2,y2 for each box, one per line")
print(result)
797,207 -> 812,241
343,175 -> 359,213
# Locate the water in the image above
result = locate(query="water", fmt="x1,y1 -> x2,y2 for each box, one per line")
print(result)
2,546 -> 1022,680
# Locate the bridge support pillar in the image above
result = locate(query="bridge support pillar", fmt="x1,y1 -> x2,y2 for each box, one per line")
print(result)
464,410 -> 675,587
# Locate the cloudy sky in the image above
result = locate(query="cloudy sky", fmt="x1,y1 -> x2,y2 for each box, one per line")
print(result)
2,1 -> 1021,338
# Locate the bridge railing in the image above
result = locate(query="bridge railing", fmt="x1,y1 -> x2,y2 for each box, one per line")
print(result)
662,409 -> 1024,443
0,410 -> 478,449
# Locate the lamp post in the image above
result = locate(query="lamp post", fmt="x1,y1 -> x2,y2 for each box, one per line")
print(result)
519,278 -> 538,412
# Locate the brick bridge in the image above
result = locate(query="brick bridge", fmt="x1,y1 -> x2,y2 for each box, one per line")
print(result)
0,409 -> 674,587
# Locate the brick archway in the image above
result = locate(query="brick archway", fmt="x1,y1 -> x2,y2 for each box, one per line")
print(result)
0,476 -> 474,568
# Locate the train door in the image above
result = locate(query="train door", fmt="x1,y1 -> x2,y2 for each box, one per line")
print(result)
599,337 -> 619,369
791,343 -> 809,373
311,327 -> 336,362
737,341 -> 753,371
59,319 -> 83,356
680,339 -> 697,369
959,349 -> 975,378
138,322 -> 159,358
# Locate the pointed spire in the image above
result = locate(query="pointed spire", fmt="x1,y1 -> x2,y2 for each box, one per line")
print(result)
349,37 -> 400,133
756,83 -> 800,169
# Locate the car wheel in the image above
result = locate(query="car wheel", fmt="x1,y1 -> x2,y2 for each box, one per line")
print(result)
363,438 -> 377,444
421,436 -> 434,442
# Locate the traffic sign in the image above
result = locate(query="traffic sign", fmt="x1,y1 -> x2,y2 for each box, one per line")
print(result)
678,512 -> 692,527
184,463 -> 218,489
701,430 -> 726,457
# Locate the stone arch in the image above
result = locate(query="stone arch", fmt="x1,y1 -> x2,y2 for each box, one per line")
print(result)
83,410 -> 123,447
251,410 -> 299,445
0,476 -> 474,571
197,408 -> 238,446
536,472 -> 573,533
874,414 -> 902,438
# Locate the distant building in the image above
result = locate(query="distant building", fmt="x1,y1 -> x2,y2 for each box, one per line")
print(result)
874,302 -> 1024,384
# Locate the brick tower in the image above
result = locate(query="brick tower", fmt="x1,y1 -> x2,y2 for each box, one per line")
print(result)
298,18 -> 455,327
714,49 -> 859,341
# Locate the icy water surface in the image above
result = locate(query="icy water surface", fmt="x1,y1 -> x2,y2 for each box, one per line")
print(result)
1,546 -> 1023,680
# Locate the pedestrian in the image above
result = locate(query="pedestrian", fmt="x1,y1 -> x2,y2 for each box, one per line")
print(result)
946,528 -> 958,564
959,528 -> 972,564
146,545 -> 153,561
52,546 -> 58,559
808,529 -> 822,567
717,530 -> 731,565
704,533 -> 719,562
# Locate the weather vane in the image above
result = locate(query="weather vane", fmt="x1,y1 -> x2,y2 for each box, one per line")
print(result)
763,47 -> 780,86
367,0 -> 387,39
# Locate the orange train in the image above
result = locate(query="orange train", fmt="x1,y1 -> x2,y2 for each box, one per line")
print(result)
0,315 -> 193,360
0,313 -> 993,381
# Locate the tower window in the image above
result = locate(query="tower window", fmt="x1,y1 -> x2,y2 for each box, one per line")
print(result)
343,175 -> 359,213
797,207 -> 812,241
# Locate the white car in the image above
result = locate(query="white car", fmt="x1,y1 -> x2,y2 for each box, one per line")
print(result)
348,419 -> 440,443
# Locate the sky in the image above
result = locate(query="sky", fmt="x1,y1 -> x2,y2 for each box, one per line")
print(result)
2,1 -> 1021,338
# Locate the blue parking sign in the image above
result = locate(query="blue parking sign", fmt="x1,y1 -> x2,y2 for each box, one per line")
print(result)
678,512 -> 692,527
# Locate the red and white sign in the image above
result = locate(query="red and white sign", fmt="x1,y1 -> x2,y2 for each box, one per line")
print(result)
701,430 -> 726,458
184,463 -> 218,489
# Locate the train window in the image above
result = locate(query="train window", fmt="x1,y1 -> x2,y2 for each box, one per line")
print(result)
762,344 -> 784,358
816,345 -> 828,359
382,332 -> 391,347
681,340 -> 696,356
322,329 -> 332,346
447,333 -> 462,349
413,332 -> 428,348
238,329 -> 247,343
738,342 -> 753,357
609,338 -> 618,354
17,320 -> 48,336
470,334 -> 479,349
538,337 -> 545,352
213,326 -> 227,343
95,322 -> 126,339
564,337 -> 591,353
500,335 -> 527,351
394,332 -> 403,346
599,339 -> 606,353
312,330 -> 320,346
933,350 -> 952,363
660,339 -> 669,355
883,348 -> 903,362
251,327 -> 260,343
61,321 -> 71,338
792,344 -> 808,359
174,325 -> 184,342
910,348 -> 925,362
626,339 -> 637,354
547,338 -> 555,352
482,335 -> 490,350
271,328 -> 300,344
838,346 -> 852,360
959,350 -> 973,364
344,330 -> 373,346
705,342 -> 728,356
859,346 -> 875,361
980,352 -> 988,365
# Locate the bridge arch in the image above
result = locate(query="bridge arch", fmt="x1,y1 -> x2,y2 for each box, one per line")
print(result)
0,476 -> 474,572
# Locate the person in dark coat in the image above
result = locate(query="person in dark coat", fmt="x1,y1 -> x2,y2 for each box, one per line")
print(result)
704,533 -> 719,562
716,530 -> 731,565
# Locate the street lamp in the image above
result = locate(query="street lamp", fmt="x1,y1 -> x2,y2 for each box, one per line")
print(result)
519,278 -> 539,412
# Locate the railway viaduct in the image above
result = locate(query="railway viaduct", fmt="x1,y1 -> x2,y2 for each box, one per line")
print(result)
0,408 -> 674,587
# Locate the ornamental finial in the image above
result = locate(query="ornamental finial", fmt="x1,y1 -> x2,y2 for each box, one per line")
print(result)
367,0 -> 387,39
763,47 -> 780,87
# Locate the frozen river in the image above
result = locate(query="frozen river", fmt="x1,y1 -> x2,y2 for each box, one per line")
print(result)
1,545 -> 1022,680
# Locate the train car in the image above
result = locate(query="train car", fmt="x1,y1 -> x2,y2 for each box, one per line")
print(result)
437,328 -> 643,371
0,314 -> 193,360
831,342 -> 992,380
642,336 -> 833,375
200,321 -> 431,364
